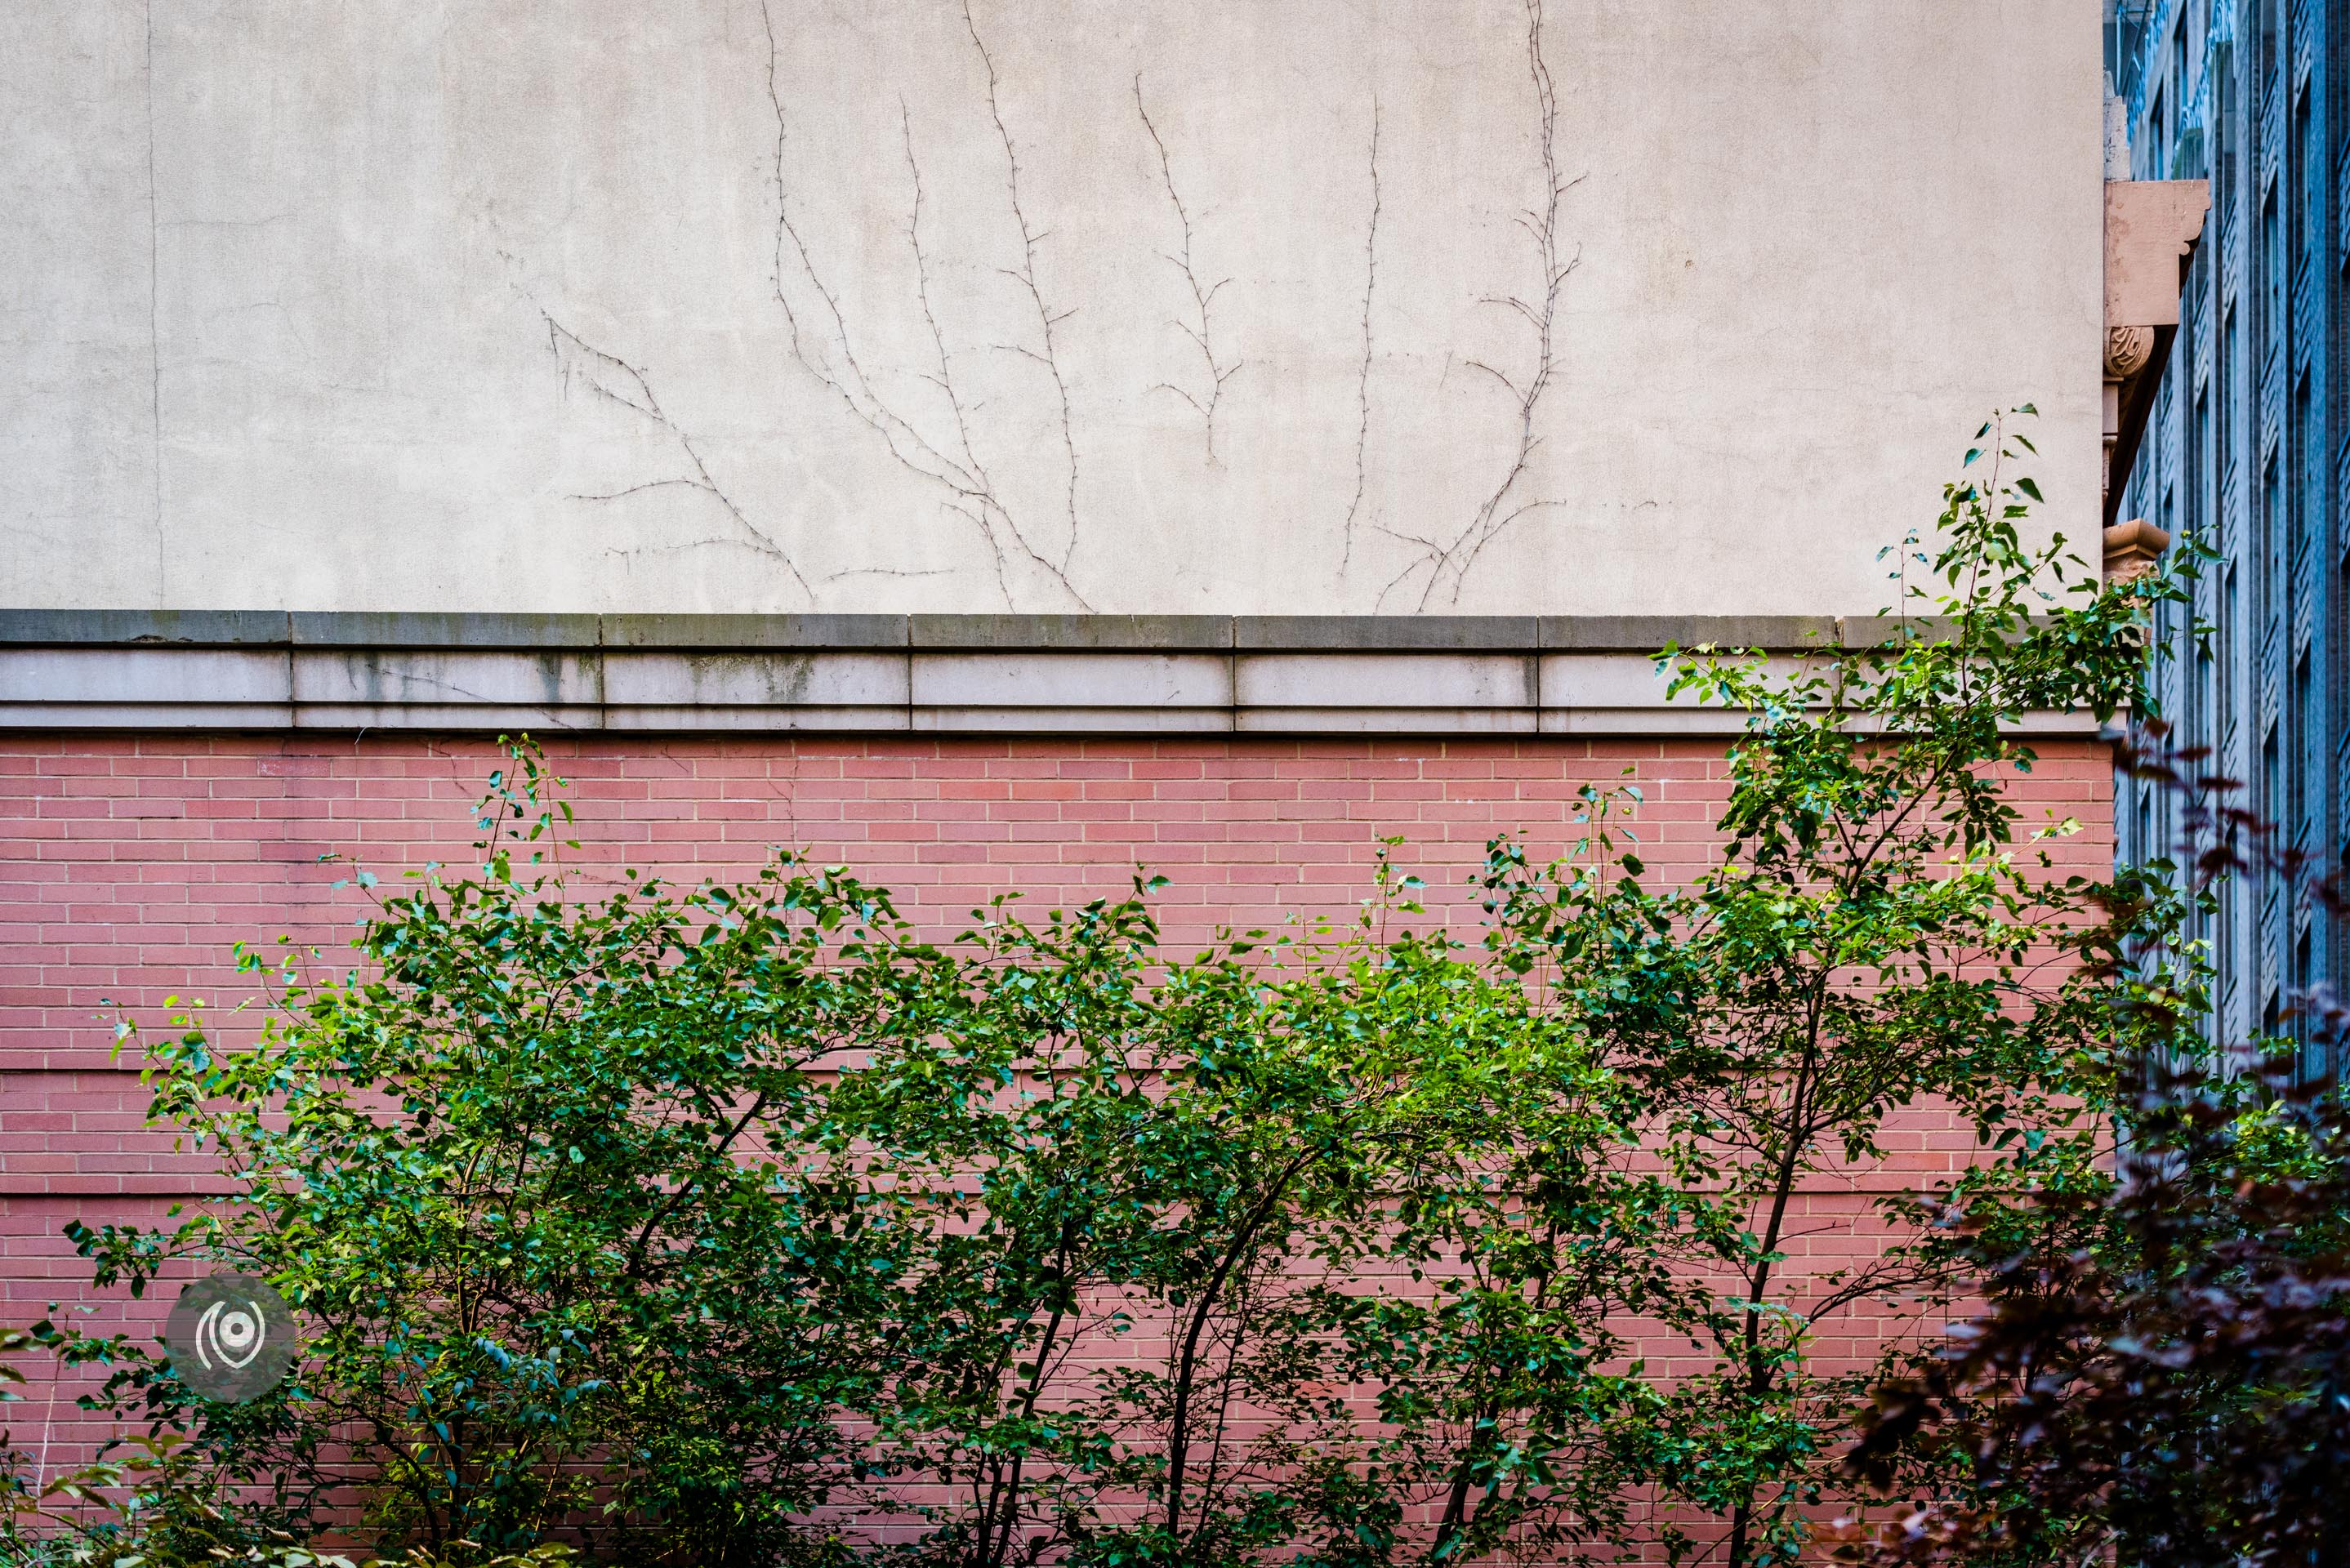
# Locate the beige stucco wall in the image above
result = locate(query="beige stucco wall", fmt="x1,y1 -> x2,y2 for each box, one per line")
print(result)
0,0 -> 2101,617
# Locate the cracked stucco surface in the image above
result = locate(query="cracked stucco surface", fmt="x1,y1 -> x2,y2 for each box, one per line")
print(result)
0,0 -> 2102,617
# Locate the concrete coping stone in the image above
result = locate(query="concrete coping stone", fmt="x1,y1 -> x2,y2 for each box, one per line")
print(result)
1533,614 -> 1841,651
909,614 -> 1233,649
288,611 -> 601,648
0,609 -> 295,645
602,614 -> 911,649
0,609 -> 1924,653
1234,616 -> 1536,650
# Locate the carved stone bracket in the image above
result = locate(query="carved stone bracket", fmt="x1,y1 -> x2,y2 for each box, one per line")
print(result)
2103,517 -> 2171,585
2104,324 -> 2156,379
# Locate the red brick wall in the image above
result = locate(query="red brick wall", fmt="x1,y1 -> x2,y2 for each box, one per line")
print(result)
0,733 -> 2116,1490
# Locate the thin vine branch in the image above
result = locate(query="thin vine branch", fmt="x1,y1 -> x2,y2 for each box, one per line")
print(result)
1135,74 -> 1243,465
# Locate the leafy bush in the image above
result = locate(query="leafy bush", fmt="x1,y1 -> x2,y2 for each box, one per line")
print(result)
47,747 -> 981,1558
25,755 -> 1693,1566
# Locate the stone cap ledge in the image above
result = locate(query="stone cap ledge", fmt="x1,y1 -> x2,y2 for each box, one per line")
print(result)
0,611 -> 2093,737
0,609 -> 1865,653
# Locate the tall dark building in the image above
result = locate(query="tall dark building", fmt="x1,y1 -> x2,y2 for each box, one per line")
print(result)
2111,0 -> 2350,1058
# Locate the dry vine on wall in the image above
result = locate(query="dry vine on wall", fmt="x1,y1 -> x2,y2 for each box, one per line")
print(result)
553,0 -> 1580,614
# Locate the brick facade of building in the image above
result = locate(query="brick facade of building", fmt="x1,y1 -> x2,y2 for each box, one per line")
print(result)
0,731 -> 2118,1463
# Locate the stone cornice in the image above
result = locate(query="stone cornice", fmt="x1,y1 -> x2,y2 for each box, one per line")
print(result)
0,609 -> 1843,653
0,610 -> 2097,737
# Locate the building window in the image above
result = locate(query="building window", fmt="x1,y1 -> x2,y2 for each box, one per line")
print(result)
2223,563 -> 2239,742
2265,454 -> 2284,574
2298,95 -> 2320,261
2291,647 -> 2312,840
2295,375 -> 2314,566
2265,189 -> 2284,345
2265,723 -> 2282,831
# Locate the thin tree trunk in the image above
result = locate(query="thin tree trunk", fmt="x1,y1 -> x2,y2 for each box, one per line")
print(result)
979,1231 -> 1075,1568
1726,1008 -> 1823,1568
1432,1394 -> 1505,1563
1164,1148 -> 1317,1540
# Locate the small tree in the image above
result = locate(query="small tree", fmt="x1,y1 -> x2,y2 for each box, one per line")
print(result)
1471,412 -> 2179,1568
854,855 -> 1687,1568
57,746 -> 953,1561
